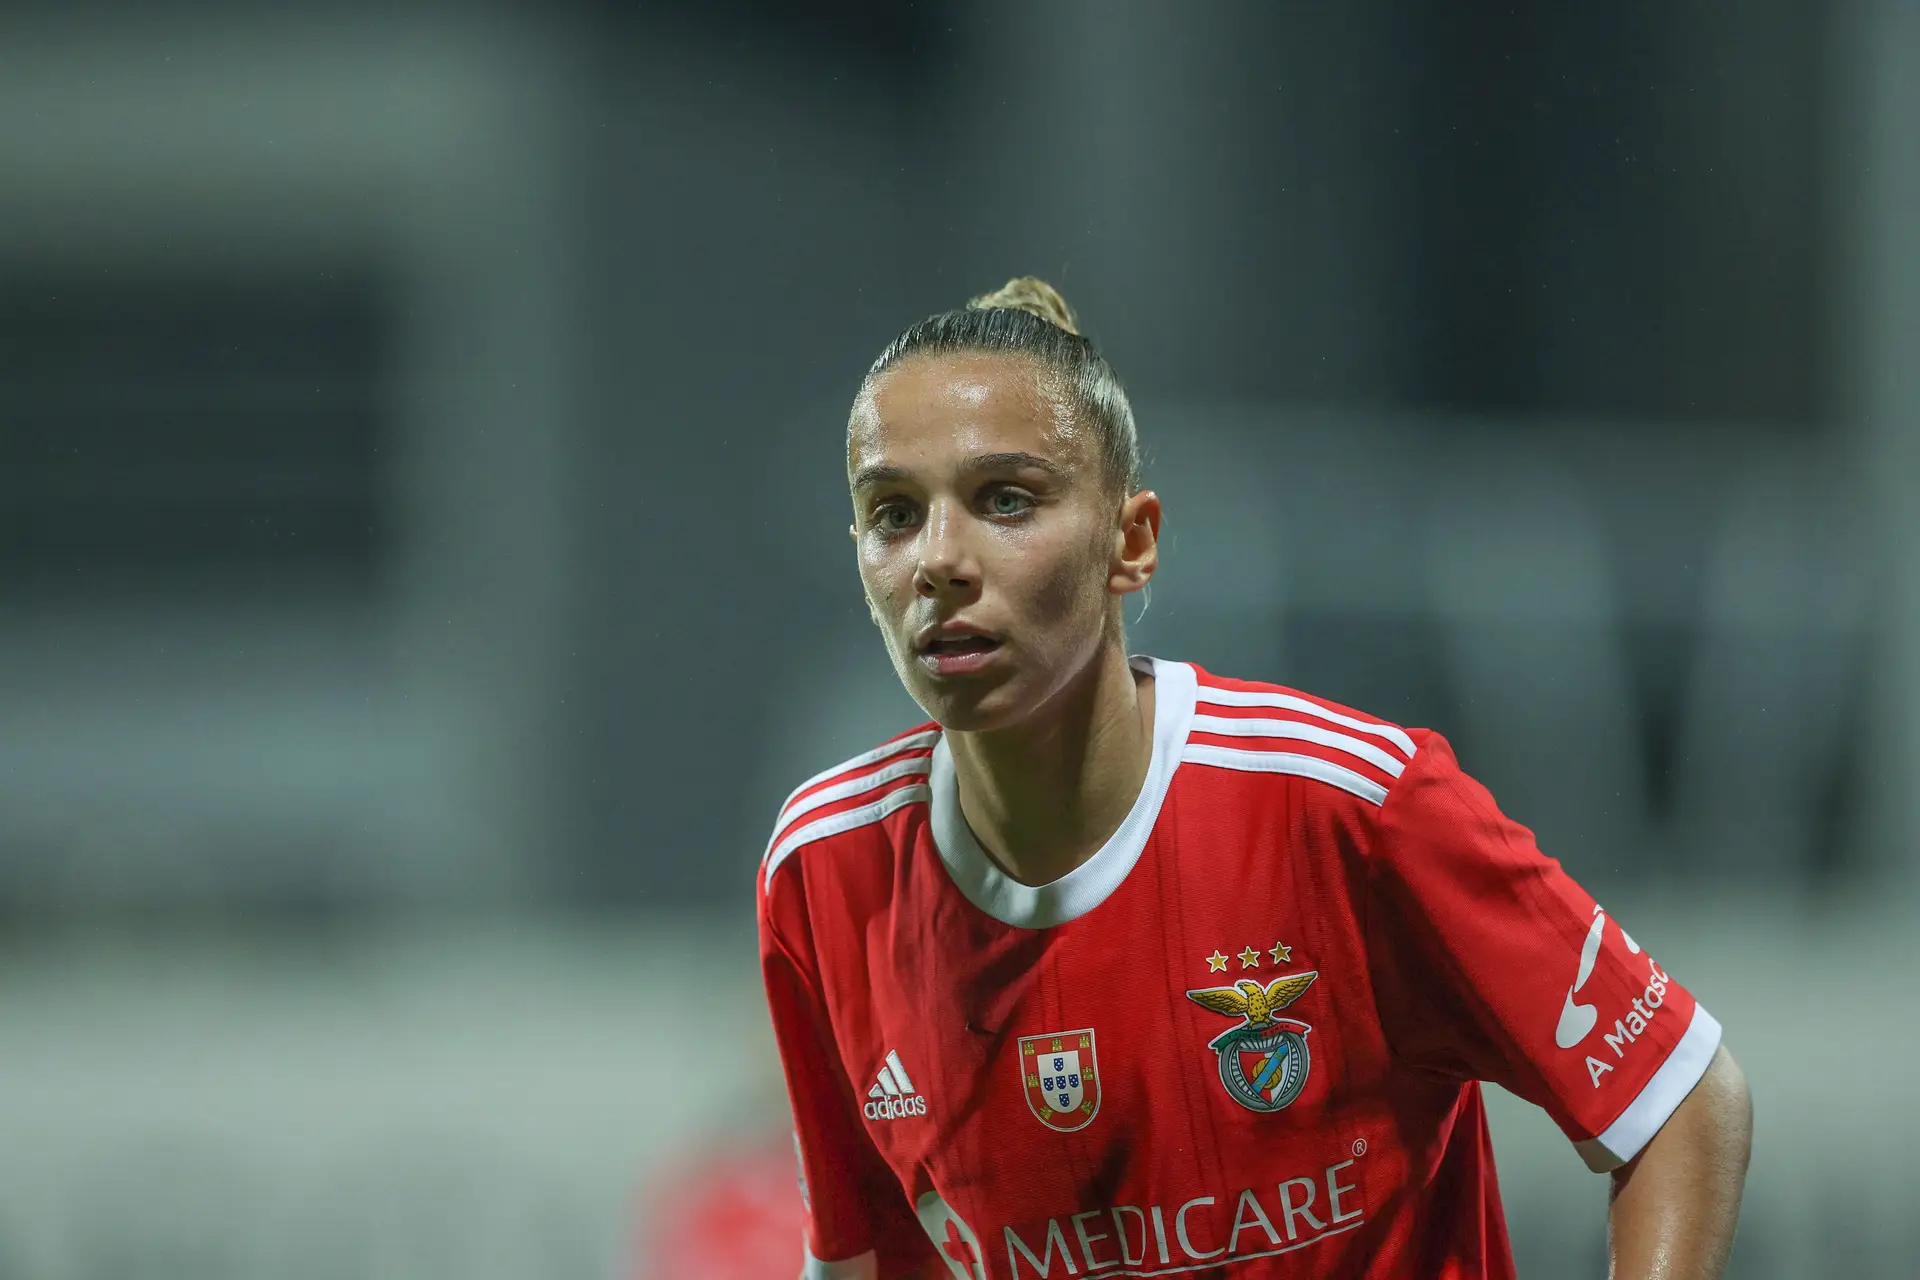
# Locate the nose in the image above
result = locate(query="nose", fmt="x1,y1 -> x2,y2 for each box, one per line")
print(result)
913,499 -> 978,602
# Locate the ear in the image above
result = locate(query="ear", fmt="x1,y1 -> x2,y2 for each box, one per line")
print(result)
1109,489 -> 1161,597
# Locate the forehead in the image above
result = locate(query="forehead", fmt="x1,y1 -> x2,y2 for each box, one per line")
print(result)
848,352 -> 1087,477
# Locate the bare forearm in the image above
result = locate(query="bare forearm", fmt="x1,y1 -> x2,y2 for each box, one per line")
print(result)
1607,1044 -> 1752,1279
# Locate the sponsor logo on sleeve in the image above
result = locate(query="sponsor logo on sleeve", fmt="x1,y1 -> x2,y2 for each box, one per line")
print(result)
1553,910 -> 1612,1048
1552,906 -> 1674,1088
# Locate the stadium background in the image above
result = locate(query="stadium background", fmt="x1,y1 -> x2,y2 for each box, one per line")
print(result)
1,2 -> 1916,1276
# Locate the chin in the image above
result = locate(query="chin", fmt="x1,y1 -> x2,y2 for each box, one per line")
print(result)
902,669 -> 1032,734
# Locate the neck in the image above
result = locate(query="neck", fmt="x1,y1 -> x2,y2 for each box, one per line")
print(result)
945,644 -> 1157,887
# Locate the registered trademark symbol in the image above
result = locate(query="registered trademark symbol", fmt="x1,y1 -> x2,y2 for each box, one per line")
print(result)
1351,1138 -> 1368,1157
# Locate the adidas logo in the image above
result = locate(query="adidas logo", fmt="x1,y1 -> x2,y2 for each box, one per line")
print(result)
862,1050 -> 927,1121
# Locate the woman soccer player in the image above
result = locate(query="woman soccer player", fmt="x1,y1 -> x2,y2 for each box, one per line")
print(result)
757,279 -> 1751,1279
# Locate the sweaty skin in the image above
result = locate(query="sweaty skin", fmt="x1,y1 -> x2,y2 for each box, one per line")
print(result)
1607,1044 -> 1752,1279
845,347 -> 1750,1276
847,350 -> 1161,886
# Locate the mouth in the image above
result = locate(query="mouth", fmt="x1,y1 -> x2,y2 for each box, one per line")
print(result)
915,629 -> 1004,676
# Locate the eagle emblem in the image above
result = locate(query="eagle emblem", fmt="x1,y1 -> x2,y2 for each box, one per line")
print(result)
1185,971 -> 1319,1113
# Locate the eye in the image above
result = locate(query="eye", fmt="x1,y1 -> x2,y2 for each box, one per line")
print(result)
984,487 -> 1034,517
872,500 -> 919,533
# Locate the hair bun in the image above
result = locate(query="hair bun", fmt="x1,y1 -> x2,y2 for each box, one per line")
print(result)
966,276 -> 1080,337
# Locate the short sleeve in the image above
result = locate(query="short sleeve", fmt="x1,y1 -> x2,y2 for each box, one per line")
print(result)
758,866 -> 936,1278
1366,731 -> 1723,1172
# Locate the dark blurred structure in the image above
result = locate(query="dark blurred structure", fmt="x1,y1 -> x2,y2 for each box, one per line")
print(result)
0,1 -> 1896,911
1,2 -> 1915,1276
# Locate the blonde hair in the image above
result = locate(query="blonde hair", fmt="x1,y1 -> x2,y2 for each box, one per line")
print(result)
861,276 -> 1141,494
968,277 -> 1080,335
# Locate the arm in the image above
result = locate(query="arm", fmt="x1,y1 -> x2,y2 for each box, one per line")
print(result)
759,867 -> 937,1280
1607,1044 -> 1752,1280
1366,733 -> 1746,1258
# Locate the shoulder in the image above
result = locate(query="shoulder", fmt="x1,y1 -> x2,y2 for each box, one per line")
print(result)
1180,664 -> 1438,810
759,721 -> 940,897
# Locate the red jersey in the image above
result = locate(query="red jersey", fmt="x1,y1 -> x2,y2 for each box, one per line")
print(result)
757,657 -> 1721,1280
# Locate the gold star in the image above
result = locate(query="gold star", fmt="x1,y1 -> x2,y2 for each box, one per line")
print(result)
1270,941 -> 1293,964
1237,946 -> 1261,969
1206,950 -> 1229,972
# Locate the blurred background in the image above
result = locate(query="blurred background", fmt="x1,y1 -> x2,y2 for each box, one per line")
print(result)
2,1 -> 1917,1276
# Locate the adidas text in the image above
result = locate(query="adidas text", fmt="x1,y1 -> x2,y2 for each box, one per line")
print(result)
865,1094 -> 929,1121
864,1050 -> 926,1122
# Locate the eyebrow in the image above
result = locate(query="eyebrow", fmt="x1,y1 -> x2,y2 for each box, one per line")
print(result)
849,451 -> 1066,492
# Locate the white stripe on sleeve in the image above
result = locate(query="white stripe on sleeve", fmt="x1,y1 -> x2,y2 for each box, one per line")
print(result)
1181,744 -> 1389,805
1192,686 -> 1417,757
1189,714 -> 1407,777
772,730 -> 939,824
764,784 -> 931,888
764,754 -> 933,860
1575,1002 -> 1724,1173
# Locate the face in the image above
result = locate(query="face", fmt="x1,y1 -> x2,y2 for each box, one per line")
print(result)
848,351 -> 1159,732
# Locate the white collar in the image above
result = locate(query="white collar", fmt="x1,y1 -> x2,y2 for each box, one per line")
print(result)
928,656 -> 1197,929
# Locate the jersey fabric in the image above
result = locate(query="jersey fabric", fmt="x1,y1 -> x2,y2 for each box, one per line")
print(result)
756,657 -> 1722,1280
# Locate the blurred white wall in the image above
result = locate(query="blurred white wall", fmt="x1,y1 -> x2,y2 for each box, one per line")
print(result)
0,899 -> 1913,1278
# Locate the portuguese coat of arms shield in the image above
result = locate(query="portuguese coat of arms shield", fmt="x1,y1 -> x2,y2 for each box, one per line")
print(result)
1017,1028 -> 1101,1132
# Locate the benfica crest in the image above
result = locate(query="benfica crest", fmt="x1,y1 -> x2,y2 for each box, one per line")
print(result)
1018,1028 -> 1101,1132
1185,972 -> 1318,1113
